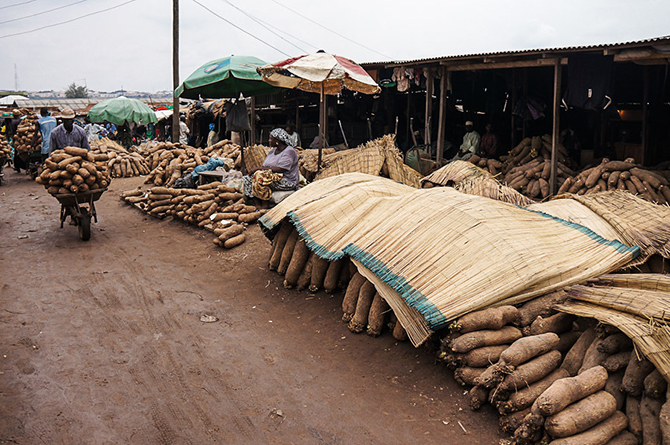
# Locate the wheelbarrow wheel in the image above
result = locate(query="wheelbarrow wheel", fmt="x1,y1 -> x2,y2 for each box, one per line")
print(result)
78,213 -> 91,241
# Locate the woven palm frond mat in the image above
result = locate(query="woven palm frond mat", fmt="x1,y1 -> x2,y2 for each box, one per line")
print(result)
421,161 -> 531,206
260,173 -> 639,346
242,145 -> 271,173
552,191 -> 670,266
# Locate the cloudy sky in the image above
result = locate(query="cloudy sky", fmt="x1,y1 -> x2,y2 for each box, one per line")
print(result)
0,0 -> 669,93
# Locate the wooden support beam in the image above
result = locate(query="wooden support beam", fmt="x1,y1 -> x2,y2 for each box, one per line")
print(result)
642,65 -> 649,165
436,67 -> 448,164
550,59 -> 562,196
442,57 -> 568,71
249,97 -> 256,146
424,68 -> 433,146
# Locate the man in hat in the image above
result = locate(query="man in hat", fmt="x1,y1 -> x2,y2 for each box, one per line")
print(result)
35,108 -> 57,160
49,108 -> 90,154
451,120 -> 480,161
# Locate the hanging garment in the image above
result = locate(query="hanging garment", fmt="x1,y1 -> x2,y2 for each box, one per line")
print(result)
563,54 -> 614,110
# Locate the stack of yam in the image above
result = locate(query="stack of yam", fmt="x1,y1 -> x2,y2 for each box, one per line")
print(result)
0,133 -> 11,160
558,157 -> 670,205
13,112 -> 41,154
90,137 -> 150,178
141,139 -> 241,187
35,147 -> 111,194
265,221 -> 409,340
465,154 -> 504,178
500,135 -> 577,200
120,181 -> 263,249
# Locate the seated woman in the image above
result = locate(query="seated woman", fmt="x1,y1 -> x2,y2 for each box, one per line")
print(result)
243,128 -> 300,207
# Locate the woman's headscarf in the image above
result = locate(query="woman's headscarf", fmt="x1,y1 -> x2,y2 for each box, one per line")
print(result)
270,128 -> 293,146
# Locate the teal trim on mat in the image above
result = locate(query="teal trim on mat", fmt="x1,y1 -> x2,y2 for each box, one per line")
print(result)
344,245 -> 448,330
288,211 -> 345,261
520,206 -> 641,258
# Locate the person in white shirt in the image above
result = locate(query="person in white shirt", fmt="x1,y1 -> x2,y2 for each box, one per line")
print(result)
178,115 -> 189,145
285,125 -> 301,148
452,120 -> 480,161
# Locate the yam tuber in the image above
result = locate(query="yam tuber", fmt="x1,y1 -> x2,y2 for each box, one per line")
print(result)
449,305 -> 519,333
545,390 -> 617,438
548,411 -> 628,445
534,365 -> 608,416
561,327 -> 598,376
348,281 -> 376,333
450,326 -> 522,354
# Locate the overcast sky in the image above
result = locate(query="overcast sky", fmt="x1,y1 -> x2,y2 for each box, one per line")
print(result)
0,0 -> 669,93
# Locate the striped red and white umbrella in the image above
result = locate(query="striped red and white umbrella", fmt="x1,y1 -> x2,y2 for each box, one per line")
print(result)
257,52 -> 380,96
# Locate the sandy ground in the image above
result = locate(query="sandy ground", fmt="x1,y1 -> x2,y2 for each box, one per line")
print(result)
0,169 -> 504,444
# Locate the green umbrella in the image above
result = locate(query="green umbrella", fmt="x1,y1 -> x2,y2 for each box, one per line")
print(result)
88,96 -> 157,125
175,55 -> 280,99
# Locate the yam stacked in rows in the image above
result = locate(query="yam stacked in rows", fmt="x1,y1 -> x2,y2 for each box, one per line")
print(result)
35,147 -> 111,194
13,112 -> 41,154
557,157 -> 670,205
500,135 -> 578,199
141,139 -> 241,187
0,133 -> 11,160
90,138 -> 150,178
120,181 -> 263,249
265,222 -> 407,340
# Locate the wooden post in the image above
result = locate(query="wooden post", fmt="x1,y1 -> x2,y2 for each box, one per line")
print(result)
425,68 -> 433,146
436,66 -> 448,164
317,85 -> 325,170
642,66 -> 649,165
249,96 -> 256,146
522,67 -> 528,140
510,68 -> 516,149
171,0 -> 180,144
549,59 -> 562,196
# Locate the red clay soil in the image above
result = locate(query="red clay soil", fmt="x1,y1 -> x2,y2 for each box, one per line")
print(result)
0,169 -> 504,444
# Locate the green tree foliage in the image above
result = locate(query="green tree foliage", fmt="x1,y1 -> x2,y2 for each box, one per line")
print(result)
65,83 -> 88,98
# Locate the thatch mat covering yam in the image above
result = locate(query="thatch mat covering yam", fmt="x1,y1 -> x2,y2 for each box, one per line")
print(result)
553,191 -> 670,266
259,173 -> 638,343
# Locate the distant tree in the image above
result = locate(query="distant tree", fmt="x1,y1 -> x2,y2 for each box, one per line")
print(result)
65,83 -> 88,98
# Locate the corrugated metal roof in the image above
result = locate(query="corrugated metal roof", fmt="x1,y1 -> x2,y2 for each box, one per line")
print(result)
362,35 -> 670,67
12,97 -> 174,112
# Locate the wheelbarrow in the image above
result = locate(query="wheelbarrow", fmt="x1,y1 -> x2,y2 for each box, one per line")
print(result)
54,189 -> 107,241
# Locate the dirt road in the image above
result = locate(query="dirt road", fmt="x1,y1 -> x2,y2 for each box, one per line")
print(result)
0,169 -> 503,444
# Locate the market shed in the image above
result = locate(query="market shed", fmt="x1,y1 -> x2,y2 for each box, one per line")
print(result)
361,35 -> 670,194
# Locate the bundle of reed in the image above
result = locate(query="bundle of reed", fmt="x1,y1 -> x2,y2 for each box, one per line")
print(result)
142,139 -> 240,187
421,161 -> 533,205
35,147 -> 111,194
120,182 -> 262,249
297,147 -> 336,179
313,135 -> 422,187
89,137 -> 150,178
242,145 -> 270,173
500,135 -> 578,199
13,112 -> 41,154
0,134 -> 11,160
589,273 -> 670,292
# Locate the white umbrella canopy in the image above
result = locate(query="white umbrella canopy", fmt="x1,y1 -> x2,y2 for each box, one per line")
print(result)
258,52 -> 380,159
257,52 -> 380,96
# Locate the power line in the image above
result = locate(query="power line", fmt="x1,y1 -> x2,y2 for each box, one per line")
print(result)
219,0 -> 311,53
0,0 -> 37,10
0,0 -> 90,25
270,0 -> 393,59
192,0 -> 291,57
0,0 -> 136,39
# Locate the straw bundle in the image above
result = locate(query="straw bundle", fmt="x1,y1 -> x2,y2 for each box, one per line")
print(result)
260,173 -> 638,341
242,144 -> 271,173
298,147 -> 336,177
590,274 -> 670,293
421,160 -> 492,186
555,300 -> 670,384
566,285 -> 670,323
313,135 -> 422,188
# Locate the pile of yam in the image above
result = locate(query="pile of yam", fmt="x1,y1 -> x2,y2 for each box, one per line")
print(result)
140,139 -> 241,187
35,146 -> 111,195
498,135 -> 578,199
12,112 -> 41,154
90,137 -> 150,178
120,181 -> 263,249
557,157 -> 670,205
266,221 -> 409,341
0,134 -> 10,160
433,289 -> 670,445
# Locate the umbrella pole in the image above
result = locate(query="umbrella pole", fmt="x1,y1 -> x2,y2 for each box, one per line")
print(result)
250,96 -> 256,146
317,85 -> 325,171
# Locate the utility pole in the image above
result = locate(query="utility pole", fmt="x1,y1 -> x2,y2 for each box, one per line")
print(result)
172,0 -> 180,143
